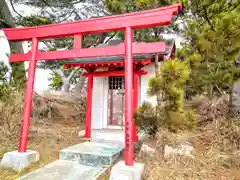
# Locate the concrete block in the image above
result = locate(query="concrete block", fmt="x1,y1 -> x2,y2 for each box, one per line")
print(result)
18,160 -> 106,180
0,150 -> 39,171
110,161 -> 145,180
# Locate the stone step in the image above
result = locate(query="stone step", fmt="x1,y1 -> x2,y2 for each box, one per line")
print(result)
91,129 -> 125,143
18,160 -> 106,180
60,141 -> 124,167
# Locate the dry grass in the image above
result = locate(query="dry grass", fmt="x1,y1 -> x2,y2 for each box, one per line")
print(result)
32,91 -> 86,123
0,121 -> 83,180
0,90 -> 85,180
140,119 -> 240,180
141,150 -> 240,180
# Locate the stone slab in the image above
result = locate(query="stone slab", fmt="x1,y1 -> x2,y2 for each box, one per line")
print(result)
18,160 -> 106,180
92,129 -> 125,143
110,161 -> 145,180
0,150 -> 39,172
60,141 -> 123,167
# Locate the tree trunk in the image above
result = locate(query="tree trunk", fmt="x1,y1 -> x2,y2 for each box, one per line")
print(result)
228,83 -> 234,116
62,78 -> 70,93
74,75 -> 86,96
155,54 -> 161,120
54,68 -> 80,93
0,0 -> 26,86
207,85 -> 213,100
155,54 -> 161,104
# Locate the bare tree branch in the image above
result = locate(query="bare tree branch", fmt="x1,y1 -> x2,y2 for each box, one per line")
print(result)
67,67 -> 81,80
53,69 -> 66,79
72,0 -> 85,5
104,32 -> 117,44
9,0 -> 25,19
42,41 -> 54,49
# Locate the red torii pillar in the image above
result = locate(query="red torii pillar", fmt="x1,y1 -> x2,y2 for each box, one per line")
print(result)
74,34 -> 83,49
124,27 -> 134,166
85,75 -> 93,139
18,37 -> 38,152
132,73 -> 139,142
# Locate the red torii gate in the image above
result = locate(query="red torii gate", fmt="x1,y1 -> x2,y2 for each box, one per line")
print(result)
3,2 -> 182,166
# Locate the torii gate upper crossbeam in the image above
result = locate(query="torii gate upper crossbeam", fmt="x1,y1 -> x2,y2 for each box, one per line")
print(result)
3,3 -> 181,41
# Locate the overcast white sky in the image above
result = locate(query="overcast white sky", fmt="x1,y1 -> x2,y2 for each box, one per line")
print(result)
0,1 -> 183,93
0,31 -> 51,93
0,2 -> 51,93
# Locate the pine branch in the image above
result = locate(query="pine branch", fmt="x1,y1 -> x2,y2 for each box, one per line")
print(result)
41,0 -> 53,8
202,5 -> 215,31
0,19 -> 13,28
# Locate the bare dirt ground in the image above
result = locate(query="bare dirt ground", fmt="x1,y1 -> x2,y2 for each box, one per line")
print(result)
0,119 -> 84,180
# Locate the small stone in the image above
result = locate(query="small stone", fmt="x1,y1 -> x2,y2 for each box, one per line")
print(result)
164,143 -> 194,158
78,130 -> 85,137
139,144 -> 155,157
138,130 -> 150,141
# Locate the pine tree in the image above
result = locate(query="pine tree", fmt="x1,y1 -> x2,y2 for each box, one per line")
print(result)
181,0 -> 240,99
105,0 -> 180,42
0,0 -> 26,87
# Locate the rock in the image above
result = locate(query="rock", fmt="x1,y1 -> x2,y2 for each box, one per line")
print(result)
78,130 -> 85,137
164,143 -> 194,158
139,144 -> 155,157
138,131 -> 149,141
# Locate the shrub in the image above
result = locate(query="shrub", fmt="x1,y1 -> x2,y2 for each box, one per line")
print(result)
185,110 -> 197,130
134,104 -> 197,134
148,59 -> 189,112
147,59 -> 195,132
0,84 -> 14,102
0,90 -> 23,141
134,101 -> 158,136
166,110 -> 196,133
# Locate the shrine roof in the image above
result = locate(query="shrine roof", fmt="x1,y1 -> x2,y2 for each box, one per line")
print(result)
63,39 -> 175,69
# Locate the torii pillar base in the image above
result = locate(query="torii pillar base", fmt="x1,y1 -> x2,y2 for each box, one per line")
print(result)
110,161 -> 145,180
0,150 -> 39,172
